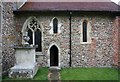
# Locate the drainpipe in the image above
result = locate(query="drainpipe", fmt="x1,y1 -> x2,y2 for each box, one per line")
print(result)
69,11 -> 72,67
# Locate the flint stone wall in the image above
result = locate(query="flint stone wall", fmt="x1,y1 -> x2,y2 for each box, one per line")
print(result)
0,1 -> 2,79
2,2 -> 119,78
71,15 -> 117,67
2,2 -> 16,75
14,13 -> 70,67
14,12 -> 118,68
114,16 -> 120,68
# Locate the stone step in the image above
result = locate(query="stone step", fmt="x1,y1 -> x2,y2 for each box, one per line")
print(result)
49,66 -> 61,70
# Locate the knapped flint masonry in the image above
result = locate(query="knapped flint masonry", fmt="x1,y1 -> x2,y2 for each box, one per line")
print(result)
1,1 -> 120,78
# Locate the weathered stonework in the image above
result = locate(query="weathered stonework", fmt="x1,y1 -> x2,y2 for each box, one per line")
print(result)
8,47 -> 38,78
2,2 -> 16,75
14,14 -> 70,68
0,1 -> 2,80
14,12 -> 118,68
71,15 -> 115,67
114,16 -> 120,68
118,16 -> 120,68
1,2 -> 119,77
9,63 -> 38,78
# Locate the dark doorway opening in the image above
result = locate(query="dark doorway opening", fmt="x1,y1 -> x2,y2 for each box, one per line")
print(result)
50,45 -> 58,66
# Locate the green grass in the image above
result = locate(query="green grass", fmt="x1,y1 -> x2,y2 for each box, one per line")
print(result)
34,67 -> 48,80
2,67 -> 119,80
60,68 -> 119,80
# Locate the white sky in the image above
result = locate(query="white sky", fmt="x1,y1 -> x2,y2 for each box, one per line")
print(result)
111,0 -> 120,4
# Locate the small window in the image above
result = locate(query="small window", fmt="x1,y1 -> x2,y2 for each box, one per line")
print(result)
49,17 -> 62,34
80,20 -> 91,44
83,21 -> 87,42
53,18 -> 58,33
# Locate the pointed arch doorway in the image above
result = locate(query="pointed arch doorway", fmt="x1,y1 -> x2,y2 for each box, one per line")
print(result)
50,45 -> 58,66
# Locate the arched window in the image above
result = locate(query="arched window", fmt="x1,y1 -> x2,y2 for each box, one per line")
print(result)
49,17 -> 62,34
53,18 -> 58,33
22,17 -> 42,52
80,20 -> 91,44
83,21 -> 87,42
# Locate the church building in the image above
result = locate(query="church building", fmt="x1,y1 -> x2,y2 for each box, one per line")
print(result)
1,1 -> 120,76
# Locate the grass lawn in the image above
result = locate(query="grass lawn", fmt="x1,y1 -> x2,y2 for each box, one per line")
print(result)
34,67 -> 48,80
2,67 -> 119,80
60,68 -> 119,80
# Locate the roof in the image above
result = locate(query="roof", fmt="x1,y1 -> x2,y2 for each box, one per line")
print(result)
15,2 -> 120,12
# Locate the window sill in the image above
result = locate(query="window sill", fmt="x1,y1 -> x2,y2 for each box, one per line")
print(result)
80,42 -> 91,44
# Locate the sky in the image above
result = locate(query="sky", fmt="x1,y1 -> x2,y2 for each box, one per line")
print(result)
111,0 -> 120,4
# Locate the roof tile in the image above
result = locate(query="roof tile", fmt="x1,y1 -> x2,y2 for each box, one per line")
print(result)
17,2 -> 120,12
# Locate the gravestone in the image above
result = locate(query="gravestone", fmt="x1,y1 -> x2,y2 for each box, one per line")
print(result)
9,47 -> 38,79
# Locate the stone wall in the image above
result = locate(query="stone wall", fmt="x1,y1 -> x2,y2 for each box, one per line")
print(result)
14,12 -> 118,68
2,2 -> 16,75
71,14 -> 116,67
14,13 -> 70,68
1,2 -> 119,78
0,1 -> 2,80
111,16 -> 120,68
118,2 -> 120,68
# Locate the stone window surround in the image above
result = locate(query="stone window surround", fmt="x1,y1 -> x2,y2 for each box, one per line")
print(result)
47,43 -> 61,67
21,16 -> 44,54
49,17 -> 62,34
80,19 -> 92,44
